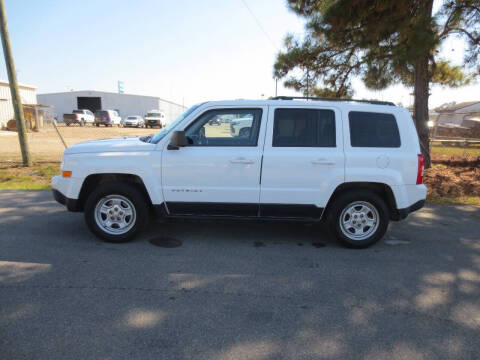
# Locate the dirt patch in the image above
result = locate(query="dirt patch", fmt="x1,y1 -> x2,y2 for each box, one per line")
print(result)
425,154 -> 479,202
0,124 -> 153,162
431,153 -> 479,167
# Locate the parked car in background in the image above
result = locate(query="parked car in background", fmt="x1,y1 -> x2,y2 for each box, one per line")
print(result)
145,110 -> 166,128
63,109 -> 95,126
52,97 -> 427,248
230,114 -> 253,137
95,110 -> 122,127
123,115 -> 145,128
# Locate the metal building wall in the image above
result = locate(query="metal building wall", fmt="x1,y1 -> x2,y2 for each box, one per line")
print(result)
37,92 -> 77,122
37,90 -> 187,124
0,82 -> 37,128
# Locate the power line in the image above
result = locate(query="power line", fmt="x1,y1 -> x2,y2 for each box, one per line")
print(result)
240,0 -> 278,50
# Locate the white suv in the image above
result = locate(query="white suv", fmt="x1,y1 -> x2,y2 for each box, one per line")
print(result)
52,98 -> 427,248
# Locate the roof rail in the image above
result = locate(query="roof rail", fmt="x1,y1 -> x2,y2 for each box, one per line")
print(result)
270,96 -> 396,106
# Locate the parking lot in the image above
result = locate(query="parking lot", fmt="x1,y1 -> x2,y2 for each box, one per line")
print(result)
1,189 -> 479,359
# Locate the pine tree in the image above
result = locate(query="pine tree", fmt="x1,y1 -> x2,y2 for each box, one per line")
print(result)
274,0 -> 480,167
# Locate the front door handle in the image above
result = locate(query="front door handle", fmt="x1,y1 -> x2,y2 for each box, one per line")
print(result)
311,158 -> 335,165
230,158 -> 254,164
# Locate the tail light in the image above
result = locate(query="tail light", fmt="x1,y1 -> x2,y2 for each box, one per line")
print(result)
416,154 -> 425,184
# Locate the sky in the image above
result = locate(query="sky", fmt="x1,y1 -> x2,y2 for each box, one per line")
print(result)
0,0 -> 478,109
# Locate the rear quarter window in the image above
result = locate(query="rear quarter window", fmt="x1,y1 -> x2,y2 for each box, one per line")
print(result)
349,111 -> 400,148
273,108 -> 336,147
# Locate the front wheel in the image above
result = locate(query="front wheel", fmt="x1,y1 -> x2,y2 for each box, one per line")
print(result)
327,190 -> 389,249
84,182 -> 149,242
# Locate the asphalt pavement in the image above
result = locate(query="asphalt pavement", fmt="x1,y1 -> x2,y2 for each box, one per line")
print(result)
1,190 -> 479,360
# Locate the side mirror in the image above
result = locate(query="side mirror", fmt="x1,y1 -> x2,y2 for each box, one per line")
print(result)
167,131 -> 186,150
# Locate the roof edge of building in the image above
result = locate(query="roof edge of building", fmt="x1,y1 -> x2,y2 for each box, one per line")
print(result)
38,90 -> 186,108
0,79 -> 36,90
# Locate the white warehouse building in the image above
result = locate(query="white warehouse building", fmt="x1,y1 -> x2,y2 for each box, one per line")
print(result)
37,90 -> 187,124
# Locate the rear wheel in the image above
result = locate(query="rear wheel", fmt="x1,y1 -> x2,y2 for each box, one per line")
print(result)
84,182 -> 149,243
327,190 -> 389,249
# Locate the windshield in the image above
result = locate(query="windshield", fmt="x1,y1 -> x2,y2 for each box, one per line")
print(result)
146,112 -> 161,117
150,103 -> 204,144
127,116 -> 137,120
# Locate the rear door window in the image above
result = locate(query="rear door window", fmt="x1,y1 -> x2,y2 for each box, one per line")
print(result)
272,108 -> 336,147
349,111 -> 400,147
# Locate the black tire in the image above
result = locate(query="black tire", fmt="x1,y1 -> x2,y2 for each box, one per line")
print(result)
95,123 -> 99,127
327,190 -> 389,249
84,182 -> 149,243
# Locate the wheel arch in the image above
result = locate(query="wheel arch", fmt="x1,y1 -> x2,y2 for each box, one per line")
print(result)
77,173 -> 153,211
322,182 -> 398,220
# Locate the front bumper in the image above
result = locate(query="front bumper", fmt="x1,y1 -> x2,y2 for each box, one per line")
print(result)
51,175 -> 83,212
95,120 -> 111,125
52,189 -> 81,212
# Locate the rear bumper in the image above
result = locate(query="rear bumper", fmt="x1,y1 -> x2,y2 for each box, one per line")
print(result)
394,199 -> 425,220
52,189 -> 81,212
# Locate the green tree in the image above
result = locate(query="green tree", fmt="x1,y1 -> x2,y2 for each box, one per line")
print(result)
274,0 -> 480,166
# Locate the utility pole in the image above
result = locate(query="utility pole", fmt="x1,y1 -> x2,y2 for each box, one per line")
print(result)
0,0 -> 32,166
275,78 -> 278,97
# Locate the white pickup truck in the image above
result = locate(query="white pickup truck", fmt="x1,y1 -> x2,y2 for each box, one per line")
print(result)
145,110 -> 166,128
63,109 -> 95,126
52,98 -> 427,248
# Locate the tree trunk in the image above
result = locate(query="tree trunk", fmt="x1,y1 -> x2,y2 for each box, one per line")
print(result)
413,0 -> 434,169
414,56 -> 431,168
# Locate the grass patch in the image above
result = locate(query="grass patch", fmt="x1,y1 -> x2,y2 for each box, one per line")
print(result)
427,195 -> 480,206
431,145 -> 480,157
0,162 -> 60,190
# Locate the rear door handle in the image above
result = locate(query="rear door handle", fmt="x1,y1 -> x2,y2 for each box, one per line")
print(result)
230,158 -> 254,164
311,158 -> 335,165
